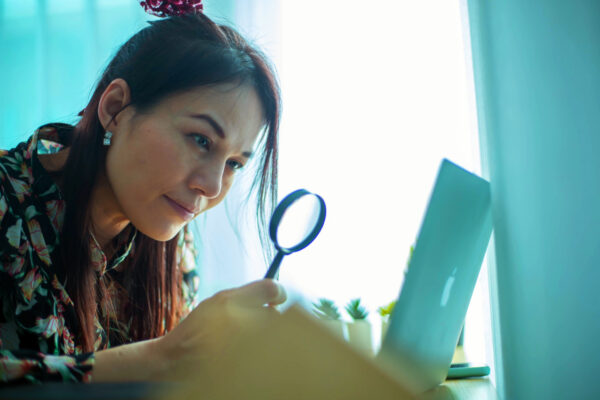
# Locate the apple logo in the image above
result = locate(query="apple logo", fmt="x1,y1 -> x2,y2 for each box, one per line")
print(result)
440,268 -> 458,307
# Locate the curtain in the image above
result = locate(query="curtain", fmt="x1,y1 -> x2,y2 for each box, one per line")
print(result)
467,1 -> 600,398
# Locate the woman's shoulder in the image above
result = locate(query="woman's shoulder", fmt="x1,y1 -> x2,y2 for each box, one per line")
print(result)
0,125 -> 48,192
0,132 -> 38,218
0,125 -> 66,276
0,136 -> 32,175
0,136 -> 33,224
0,122 -> 72,200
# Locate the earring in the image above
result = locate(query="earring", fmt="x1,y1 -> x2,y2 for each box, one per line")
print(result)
103,131 -> 113,146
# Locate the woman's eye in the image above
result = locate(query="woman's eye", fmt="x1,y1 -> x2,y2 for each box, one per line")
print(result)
227,160 -> 244,171
190,134 -> 210,149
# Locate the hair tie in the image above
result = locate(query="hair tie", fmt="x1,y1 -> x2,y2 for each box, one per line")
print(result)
140,0 -> 204,18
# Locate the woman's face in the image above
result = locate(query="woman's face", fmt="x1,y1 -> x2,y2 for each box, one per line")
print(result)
104,82 -> 264,241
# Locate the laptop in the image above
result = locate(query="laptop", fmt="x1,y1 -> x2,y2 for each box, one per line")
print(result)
377,159 -> 493,393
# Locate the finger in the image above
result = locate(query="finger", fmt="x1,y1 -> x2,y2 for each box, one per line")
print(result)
225,279 -> 287,307
234,303 -> 282,331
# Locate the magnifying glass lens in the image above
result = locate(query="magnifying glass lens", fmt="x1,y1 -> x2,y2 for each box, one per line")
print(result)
276,195 -> 322,249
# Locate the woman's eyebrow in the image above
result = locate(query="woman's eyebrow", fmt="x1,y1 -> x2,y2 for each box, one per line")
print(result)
187,114 -> 225,138
187,113 -> 253,159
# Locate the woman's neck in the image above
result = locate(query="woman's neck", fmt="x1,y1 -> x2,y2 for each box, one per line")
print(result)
89,173 -> 131,251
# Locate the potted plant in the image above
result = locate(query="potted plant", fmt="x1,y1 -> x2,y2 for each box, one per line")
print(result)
377,300 -> 396,346
312,298 -> 346,340
345,298 -> 373,355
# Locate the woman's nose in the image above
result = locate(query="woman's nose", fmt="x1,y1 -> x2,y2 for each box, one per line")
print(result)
189,163 -> 224,199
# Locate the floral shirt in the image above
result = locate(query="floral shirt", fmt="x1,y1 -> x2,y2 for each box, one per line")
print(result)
0,124 -> 199,384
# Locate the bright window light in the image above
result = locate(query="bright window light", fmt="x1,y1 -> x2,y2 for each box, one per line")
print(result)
273,0 -> 492,372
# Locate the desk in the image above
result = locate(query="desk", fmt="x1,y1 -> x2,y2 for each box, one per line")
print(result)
0,308 -> 499,400
0,379 -> 497,400
423,345 -> 498,400
0,346 -> 498,400
436,379 -> 498,400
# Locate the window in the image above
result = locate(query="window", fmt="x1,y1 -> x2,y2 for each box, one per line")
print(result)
217,0 -> 495,380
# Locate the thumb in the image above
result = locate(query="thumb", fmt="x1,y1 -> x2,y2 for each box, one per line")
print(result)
226,279 -> 287,307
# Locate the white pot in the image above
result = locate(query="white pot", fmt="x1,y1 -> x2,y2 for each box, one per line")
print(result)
346,320 -> 374,355
318,319 -> 347,341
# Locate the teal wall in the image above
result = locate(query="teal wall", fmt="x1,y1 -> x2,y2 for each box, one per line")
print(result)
0,0 -> 233,150
467,1 -> 600,399
0,0 -> 151,148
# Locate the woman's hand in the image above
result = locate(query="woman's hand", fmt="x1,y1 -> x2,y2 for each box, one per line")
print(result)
155,279 -> 287,379
92,279 -> 286,382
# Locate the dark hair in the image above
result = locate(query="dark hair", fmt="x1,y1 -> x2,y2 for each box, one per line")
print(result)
60,13 -> 280,352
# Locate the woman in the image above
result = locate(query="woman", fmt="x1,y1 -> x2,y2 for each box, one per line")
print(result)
0,11 -> 285,384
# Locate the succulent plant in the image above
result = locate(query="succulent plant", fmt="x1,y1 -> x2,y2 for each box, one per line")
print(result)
377,300 -> 397,318
312,298 -> 341,320
345,298 -> 369,320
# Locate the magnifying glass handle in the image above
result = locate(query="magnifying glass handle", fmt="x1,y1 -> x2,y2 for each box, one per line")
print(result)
265,251 -> 285,279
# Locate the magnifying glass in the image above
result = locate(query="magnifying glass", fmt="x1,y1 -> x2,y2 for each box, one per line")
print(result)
264,189 -> 326,279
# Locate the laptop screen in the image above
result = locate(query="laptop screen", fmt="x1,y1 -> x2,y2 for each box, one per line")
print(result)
378,159 -> 493,392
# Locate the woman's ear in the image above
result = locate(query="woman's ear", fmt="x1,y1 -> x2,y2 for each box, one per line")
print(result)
97,78 -> 132,131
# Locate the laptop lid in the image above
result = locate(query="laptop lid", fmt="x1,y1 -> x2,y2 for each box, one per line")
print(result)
378,159 -> 493,393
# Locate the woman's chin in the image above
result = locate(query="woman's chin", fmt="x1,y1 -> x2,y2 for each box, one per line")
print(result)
133,222 -> 184,242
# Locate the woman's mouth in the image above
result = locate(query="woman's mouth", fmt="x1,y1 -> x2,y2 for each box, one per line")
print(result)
164,196 -> 195,221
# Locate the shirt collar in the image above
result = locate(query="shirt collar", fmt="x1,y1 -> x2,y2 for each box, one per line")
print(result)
29,123 -> 72,207
90,227 -> 138,276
